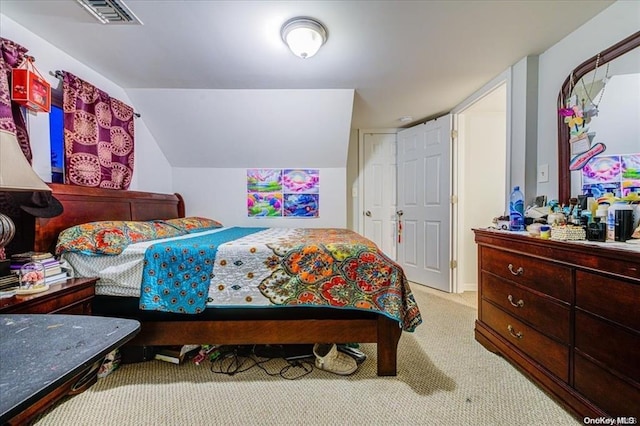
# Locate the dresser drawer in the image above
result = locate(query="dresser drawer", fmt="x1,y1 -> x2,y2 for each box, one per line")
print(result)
574,352 -> 640,418
480,247 -> 571,302
481,299 -> 569,381
576,270 -> 640,331
52,300 -> 92,315
575,310 -> 640,383
481,272 -> 570,343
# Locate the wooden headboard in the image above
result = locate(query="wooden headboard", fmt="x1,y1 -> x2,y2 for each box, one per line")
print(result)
34,184 -> 185,253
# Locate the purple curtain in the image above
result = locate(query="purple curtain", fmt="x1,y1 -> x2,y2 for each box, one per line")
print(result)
0,37 -> 32,163
0,38 -> 33,260
62,71 -> 134,189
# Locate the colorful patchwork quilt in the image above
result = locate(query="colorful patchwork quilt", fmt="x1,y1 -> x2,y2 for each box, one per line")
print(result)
139,227 -> 422,332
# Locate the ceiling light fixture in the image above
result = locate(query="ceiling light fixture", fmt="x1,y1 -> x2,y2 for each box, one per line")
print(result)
281,17 -> 328,59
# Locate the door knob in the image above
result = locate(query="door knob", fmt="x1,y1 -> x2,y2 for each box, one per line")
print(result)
396,210 -> 403,216
365,211 -> 372,217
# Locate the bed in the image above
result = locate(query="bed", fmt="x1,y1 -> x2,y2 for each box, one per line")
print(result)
34,184 -> 422,376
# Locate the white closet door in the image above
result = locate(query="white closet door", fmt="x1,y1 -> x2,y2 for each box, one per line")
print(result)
362,132 -> 397,260
397,115 -> 452,292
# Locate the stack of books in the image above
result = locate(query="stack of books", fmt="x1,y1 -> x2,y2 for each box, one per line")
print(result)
154,345 -> 200,364
0,273 -> 19,293
10,252 -> 68,285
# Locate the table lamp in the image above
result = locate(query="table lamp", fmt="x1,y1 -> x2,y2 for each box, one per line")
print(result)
0,130 -> 52,268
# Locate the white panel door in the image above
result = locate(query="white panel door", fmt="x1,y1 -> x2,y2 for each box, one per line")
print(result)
362,133 -> 397,259
397,115 -> 452,291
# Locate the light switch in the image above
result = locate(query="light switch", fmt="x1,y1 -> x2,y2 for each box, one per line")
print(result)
538,164 -> 549,183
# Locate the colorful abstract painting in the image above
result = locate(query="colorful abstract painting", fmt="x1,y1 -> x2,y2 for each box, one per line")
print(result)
284,194 -> 319,217
282,169 -> 319,193
582,153 -> 640,197
247,192 -> 283,217
621,154 -> 640,196
248,169 -> 319,217
247,169 -> 282,192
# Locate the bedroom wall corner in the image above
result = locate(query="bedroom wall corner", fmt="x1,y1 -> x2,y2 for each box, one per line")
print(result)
346,128 -> 359,232
0,14 -> 173,194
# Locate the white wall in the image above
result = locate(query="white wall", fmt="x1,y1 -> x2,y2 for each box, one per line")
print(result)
459,110 -> 506,290
0,15 -> 173,193
585,73 -> 640,156
536,1 -> 640,200
346,128 -> 359,231
126,89 -> 354,169
173,167 -> 346,228
509,55 -> 538,206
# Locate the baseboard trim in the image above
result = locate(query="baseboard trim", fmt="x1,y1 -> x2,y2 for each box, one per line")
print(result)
460,282 -> 477,293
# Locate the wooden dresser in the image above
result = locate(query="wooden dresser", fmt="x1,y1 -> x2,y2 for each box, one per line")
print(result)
474,229 -> 639,420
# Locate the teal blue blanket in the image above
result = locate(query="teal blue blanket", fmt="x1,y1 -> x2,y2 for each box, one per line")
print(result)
139,227 -> 264,314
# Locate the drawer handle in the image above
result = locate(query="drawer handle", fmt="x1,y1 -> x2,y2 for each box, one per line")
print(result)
507,264 -> 524,276
507,294 -> 524,308
507,325 -> 523,339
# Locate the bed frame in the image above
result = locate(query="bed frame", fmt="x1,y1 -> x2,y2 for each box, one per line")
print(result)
35,184 -> 402,376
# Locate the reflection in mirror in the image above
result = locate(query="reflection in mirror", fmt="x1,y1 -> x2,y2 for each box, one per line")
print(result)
569,62 -> 640,197
557,31 -> 640,203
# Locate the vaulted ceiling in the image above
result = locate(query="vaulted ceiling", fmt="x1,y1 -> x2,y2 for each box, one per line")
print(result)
0,1 -> 614,169
0,0 -> 613,129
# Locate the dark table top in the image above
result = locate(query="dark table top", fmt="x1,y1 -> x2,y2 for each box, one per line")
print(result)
0,314 -> 140,423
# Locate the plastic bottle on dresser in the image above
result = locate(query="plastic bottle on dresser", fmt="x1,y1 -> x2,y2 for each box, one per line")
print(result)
509,186 -> 525,231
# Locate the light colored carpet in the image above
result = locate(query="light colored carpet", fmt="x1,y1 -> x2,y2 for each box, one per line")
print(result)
35,285 -> 579,425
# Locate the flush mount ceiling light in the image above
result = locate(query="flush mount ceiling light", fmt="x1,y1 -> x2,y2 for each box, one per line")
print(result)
281,17 -> 328,59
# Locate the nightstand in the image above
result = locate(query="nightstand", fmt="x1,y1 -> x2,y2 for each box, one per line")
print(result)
0,277 -> 97,314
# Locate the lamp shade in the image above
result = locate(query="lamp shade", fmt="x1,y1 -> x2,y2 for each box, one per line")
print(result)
0,130 -> 51,192
281,17 -> 328,59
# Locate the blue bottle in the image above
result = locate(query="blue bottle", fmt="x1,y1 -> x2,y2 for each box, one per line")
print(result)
509,186 -> 525,231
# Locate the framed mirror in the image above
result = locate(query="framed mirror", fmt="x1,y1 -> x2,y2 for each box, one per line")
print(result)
557,31 -> 640,203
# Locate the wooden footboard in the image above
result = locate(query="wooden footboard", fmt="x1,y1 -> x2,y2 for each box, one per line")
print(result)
127,315 -> 402,376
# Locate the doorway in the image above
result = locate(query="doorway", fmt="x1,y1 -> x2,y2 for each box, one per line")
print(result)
454,82 -> 508,292
357,79 -> 508,294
